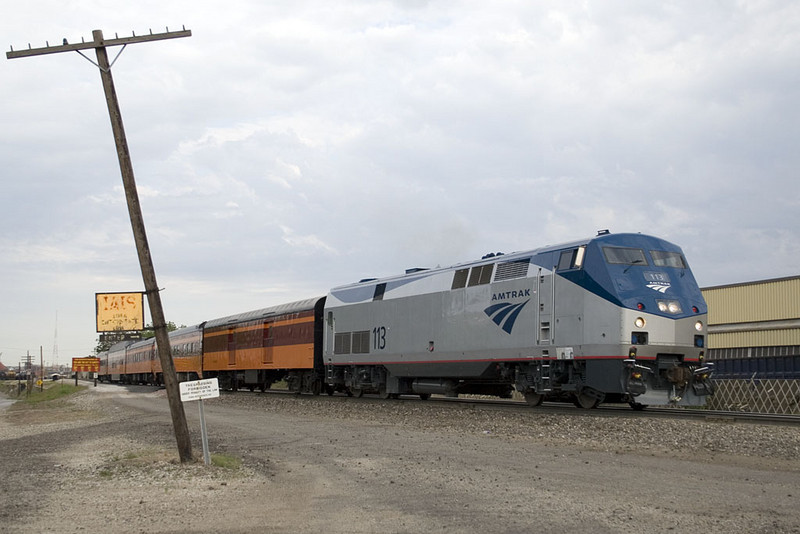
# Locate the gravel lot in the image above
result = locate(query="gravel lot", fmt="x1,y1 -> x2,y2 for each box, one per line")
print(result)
1,382 -> 799,533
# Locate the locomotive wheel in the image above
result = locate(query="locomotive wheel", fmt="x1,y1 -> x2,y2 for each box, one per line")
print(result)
573,392 -> 599,409
629,402 -> 648,411
350,388 -> 364,398
524,392 -> 544,407
418,393 -> 431,400
378,386 -> 391,400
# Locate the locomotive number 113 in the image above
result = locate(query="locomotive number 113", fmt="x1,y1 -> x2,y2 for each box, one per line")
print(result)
372,326 -> 387,350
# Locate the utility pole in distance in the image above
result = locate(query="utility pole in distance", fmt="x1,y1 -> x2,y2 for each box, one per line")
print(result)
7,28 -> 194,463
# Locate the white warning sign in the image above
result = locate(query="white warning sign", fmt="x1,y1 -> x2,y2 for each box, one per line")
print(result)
179,378 -> 220,402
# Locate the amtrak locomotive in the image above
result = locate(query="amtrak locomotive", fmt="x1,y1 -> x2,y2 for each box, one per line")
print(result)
99,231 -> 714,409
324,231 -> 713,409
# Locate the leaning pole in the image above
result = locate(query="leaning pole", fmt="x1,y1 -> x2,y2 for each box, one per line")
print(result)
7,28 -> 194,463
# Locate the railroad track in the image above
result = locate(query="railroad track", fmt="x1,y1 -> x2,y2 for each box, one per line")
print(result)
106,381 -> 800,427
421,394 -> 800,426
233,386 -> 800,426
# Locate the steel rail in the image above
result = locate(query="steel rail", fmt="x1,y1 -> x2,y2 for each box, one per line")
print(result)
107,381 -> 800,426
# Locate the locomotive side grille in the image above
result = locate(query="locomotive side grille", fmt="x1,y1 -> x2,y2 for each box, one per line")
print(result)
495,259 -> 530,281
334,332 -> 351,355
352,331 -> 370,354
334,331 -> 370,354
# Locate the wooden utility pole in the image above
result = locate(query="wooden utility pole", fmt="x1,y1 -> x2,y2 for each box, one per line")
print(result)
7,28 -> 194,463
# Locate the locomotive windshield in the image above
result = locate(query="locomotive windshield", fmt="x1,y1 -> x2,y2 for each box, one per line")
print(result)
602,246 -> 647,265
650,250 -> 687,268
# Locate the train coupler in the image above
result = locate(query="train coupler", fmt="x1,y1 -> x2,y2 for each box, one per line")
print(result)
623,358 -> 650,396
691,364 -> 715,396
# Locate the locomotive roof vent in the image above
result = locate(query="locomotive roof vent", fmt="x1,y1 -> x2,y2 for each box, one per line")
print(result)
405,268 -> 429,274
481,252 -> 504,259
597,229 -> 611,236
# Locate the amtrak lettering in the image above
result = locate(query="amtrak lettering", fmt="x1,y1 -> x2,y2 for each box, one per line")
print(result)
491,289 -> 531,301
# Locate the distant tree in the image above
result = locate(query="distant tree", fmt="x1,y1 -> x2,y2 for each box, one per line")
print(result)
94,339 -> 113,355
93,322 -> 185,354
142,321 -> 184,339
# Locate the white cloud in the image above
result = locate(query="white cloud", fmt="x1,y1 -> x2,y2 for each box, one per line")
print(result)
280,225 -> 339,256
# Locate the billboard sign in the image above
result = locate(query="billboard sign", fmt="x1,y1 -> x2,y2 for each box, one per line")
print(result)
96,292 -> 145,332
72,357 -> 100,373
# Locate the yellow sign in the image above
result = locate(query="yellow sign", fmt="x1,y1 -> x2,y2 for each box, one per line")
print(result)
96,292 -> 145,332
72,357 -> 101,373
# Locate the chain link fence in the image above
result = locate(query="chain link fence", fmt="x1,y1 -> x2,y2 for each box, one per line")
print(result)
707,379 -> 800,414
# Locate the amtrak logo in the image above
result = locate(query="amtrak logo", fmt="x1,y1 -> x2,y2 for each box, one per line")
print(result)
644,272 -> 671,293
484,300 -> 530,334
646,282 -> 670,293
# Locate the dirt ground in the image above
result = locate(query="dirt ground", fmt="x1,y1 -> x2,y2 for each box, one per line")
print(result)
1,382 -> 799,534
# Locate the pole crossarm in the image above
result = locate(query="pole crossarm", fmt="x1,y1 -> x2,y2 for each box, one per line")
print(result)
7,28 -> 191,59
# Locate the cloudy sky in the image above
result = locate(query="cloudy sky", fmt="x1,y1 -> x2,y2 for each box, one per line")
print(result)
1,1 -> 798,367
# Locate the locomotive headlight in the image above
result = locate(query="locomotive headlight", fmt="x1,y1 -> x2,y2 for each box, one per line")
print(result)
634,317 -> 646,329
656,300 -> 682,314
695,321 -> 704,332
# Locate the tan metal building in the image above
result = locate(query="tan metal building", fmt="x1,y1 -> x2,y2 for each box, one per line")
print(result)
701,275 -> 800,413
703,275 -> 800,354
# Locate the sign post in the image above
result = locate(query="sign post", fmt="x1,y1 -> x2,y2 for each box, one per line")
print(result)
179,378 -> 219,466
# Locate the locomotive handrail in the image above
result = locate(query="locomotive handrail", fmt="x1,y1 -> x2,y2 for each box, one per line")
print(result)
623,359 -> 653,373
692,365 -> 714,375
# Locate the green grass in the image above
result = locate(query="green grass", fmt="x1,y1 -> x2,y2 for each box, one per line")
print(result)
3,381 -> 85,405
210,453 -> 241,470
